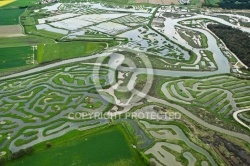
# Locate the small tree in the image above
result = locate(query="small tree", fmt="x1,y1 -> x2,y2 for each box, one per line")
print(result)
25,146 -> 34,155
46,142 -> 52,148
0,157 -> 5,165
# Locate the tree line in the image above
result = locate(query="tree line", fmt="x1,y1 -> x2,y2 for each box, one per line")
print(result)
205,0 -> 250,9
207,24 -> 250,68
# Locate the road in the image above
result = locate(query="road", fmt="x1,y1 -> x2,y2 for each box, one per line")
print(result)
233,108 -> 250,130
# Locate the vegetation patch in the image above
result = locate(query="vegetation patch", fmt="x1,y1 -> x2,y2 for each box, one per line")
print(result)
219,0 -> 250,9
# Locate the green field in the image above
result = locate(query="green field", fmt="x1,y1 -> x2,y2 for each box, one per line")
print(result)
0,46 -> 36,69
37,41 -> 107,63
23,24 -> 66,40
8,126 -> 147,166
0,36 -> 54,48
0,8 -> 25,25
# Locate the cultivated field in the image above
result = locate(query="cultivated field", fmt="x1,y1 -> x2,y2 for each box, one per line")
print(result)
0,0 -> 40,8
0,0 -> 15,7
7,126 -> 146,166
0,46 -> 36,70
0,25 -> 24,37
37,41 -> 107,63
0,8 -> 24,25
